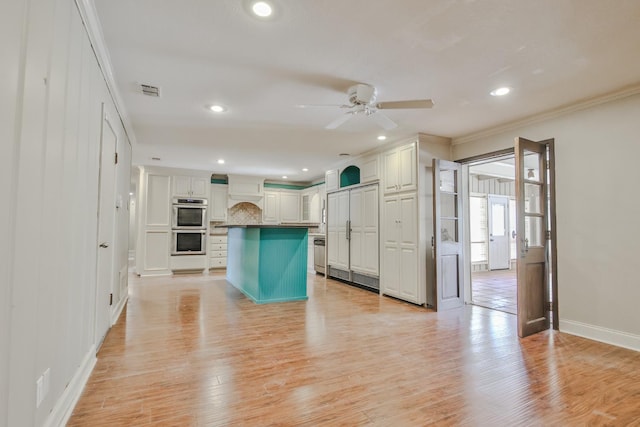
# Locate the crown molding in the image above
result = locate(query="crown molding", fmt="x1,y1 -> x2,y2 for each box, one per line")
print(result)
453,83 -> 640,146
74,0 -> 137,147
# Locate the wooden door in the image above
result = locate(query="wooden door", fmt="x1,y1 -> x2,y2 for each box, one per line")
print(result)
488,195 -> 510,270
96,110 -> 117,349
516,137 -> 553,337
433,159 -> 464,310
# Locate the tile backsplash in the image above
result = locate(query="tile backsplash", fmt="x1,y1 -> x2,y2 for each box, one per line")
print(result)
227,202 -> 262,224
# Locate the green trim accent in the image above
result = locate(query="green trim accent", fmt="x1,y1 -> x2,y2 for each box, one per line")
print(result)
340,165 -> 360,188
211,178 -> 228,184
264,183 -> 307,190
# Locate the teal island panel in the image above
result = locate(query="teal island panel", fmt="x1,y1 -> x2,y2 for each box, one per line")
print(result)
226,227 -> 308,304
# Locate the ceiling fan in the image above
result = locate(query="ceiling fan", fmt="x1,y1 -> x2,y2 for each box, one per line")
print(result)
299,83 -> 434,130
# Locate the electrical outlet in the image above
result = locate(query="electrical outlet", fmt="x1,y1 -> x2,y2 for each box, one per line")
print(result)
36,376 -> 43,407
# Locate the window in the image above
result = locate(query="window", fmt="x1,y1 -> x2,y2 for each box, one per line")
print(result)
469,195 -> 487,263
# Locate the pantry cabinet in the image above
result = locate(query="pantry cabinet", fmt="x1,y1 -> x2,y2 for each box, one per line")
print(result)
381,192 -> 421,303
172,175 -> 208,198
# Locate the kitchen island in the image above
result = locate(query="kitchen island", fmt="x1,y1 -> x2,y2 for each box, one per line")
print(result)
224,225 -> 310,304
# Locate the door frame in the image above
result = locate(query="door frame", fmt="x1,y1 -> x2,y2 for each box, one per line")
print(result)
457,145 -> 558,331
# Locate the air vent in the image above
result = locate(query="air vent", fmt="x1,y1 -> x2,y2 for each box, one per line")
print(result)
141,84 -> 160,97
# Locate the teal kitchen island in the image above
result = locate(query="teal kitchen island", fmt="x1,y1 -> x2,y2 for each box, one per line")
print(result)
225,225 -> 310,304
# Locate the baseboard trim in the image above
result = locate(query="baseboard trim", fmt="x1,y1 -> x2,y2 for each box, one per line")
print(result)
44,345 -> 97,427
111,294 -> 128,326
560,319 -> 640,352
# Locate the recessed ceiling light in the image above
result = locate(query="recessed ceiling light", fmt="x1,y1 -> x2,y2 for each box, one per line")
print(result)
490,87 -> 511,97
282,175 -> 288,179
252,1 -> 273,17
377,135 -> 387,141
217,159 -> 225,164
209,105 -> 226,113
302,168 -> 308,172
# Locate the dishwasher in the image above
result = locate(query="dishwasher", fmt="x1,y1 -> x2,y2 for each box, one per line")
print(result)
313,237 -> 325,275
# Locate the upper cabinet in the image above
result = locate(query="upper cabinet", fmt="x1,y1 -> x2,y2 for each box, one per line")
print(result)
210,184 -> 228,222
382,142 -> 417,194
172,176 -> 209,198
263,190 -> 280,223
360,155 -> 380,183
325,169 -> 339,192
280,191 -> 301,223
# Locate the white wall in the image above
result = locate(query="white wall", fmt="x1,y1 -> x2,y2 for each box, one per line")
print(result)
453,92 -> 640,350
3,0 -> 132,425
0,0 -> 28,425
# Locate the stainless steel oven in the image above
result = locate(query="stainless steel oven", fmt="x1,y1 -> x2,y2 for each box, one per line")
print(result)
172,198 -> 207,229
171,230 -> 207,255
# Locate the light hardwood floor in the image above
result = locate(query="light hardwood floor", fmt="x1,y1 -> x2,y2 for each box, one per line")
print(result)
68,271 -> 640,426
471,269 -> 517,314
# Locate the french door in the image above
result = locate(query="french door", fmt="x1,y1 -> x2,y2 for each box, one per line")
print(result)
433,159 -> 464,310
515,137 -> 556,337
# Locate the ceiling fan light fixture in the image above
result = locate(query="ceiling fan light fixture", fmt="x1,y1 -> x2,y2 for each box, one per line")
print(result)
490,87 -> 511,97
252,1 -> 273,17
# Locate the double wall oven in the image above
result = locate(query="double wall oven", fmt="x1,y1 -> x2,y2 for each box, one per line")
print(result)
171,198 -> 207,255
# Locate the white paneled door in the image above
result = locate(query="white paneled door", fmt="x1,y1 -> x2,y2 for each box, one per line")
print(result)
350,185 -> 379,276
95,109 -> 117,349
488,195 -> 510,270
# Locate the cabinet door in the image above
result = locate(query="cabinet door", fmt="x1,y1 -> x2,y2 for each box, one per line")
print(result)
382,149 -> 399,193
263,191 -> 279,223
172,176 -> 191,197
361,155 -> 379,183
190,177 -> 209,198
325,169 -> 339,192
398,143 -> 417,192
280,192 -> 300,223
210,185 -> 227,221
350,185 -> 379,276
327,191 -> 349,270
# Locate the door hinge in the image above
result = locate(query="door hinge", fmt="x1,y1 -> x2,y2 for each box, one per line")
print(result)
545,160 -> 550,170
109,293 -> 113,306
547,301 -> 553,311
114,152 -> 118,164
546,230 -> 551,240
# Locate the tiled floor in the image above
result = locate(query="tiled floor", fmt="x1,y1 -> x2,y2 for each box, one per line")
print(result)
471,269 -> 517,314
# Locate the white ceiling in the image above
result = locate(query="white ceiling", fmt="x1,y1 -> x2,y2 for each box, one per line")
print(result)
93,0 -> 640,182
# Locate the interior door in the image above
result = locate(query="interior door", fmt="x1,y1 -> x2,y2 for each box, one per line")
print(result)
433,159 -> 464,310
488,195 -> 510,270
95,110 -> 117,349
515,137 -> 552,337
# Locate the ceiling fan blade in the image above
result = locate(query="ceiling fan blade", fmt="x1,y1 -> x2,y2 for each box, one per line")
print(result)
296,103 -> 350,108
376,99 -> 434,109
369,111 -> 397,130
325,112 -> 354,129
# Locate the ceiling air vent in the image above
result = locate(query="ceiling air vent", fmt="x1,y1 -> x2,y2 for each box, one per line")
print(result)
141,84 -> 160,97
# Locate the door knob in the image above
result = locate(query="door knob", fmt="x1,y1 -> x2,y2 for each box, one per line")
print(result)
99,242 -> 109,248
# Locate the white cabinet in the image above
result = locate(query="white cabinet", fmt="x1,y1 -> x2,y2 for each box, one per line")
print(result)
280,192 -> 301,223
327,184 -> 379,283
209,235 -> 227,268
173,175 -> 209,198
381,192 -> 422,304
325,169 -> 339,192
209,184 -> 228,221
263,190 -> 279,223
136,172 -> 172,276
350,185 -> 379,276
360,155 -> 380,183
301,186 -> 323,223
382,142 -> 417,194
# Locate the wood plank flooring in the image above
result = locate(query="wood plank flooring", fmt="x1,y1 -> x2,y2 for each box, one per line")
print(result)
471,269 -> 517,314
68,271 -> 640,426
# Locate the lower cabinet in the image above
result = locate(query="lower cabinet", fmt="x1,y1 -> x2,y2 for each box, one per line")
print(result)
209,235 -> 228,268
